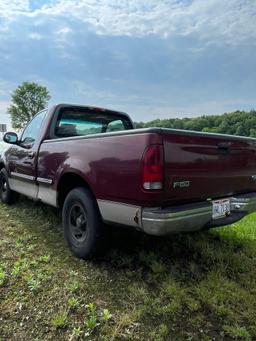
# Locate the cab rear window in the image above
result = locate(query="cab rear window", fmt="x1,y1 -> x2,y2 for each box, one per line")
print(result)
55,108 -> 132,138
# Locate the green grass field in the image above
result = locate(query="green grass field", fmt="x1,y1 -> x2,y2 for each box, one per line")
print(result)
0,199 -> 256,340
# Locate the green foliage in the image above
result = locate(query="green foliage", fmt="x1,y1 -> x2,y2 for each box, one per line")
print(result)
8,81 -> 51,130
149,323 -> 169,341
136,110 -> 256,137
67,297 -> 80,310
0,267 -> 6,286
102,309 -> 112,322
84,303 -> 99,332
71,326 -> 83,337
26,275 -> 41,291
64,280 -> 81,292
223,325 -> 251,340
51,311 -> 68,329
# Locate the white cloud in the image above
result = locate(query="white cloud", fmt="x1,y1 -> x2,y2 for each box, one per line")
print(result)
55,26 -> 72,43
0,1 -> 255,46
56,27 -> 72,35
0,0 -> 29,15
29,32 -> 43,40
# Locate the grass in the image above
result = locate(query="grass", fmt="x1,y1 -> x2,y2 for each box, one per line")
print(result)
0,198 -> 256,340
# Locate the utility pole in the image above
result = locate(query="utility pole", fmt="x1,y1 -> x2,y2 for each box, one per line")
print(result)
0,123 -> 7,140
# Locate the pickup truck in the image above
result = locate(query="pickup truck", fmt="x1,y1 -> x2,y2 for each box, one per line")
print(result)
1,104 -> 256,259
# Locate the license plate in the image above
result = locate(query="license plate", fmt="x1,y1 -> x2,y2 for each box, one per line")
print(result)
212,199 -> 230,219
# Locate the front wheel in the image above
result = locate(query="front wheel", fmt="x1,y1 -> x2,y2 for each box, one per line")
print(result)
62,187 -> 104,259
0,168 -> 17,204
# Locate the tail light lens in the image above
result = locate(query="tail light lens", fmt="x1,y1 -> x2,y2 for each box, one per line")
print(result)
142,145 -> 164,190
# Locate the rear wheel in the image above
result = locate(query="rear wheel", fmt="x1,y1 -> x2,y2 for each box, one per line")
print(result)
0,168 -> 17,204
62,187 -> 104,259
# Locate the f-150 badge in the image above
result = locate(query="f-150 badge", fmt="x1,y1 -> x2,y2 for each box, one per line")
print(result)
173,181 -> 190,189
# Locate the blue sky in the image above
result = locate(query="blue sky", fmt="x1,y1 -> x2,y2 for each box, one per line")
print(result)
0,0 -> 256,128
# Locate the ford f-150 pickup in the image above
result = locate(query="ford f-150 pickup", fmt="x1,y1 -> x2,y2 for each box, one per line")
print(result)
1,104 -> 256,259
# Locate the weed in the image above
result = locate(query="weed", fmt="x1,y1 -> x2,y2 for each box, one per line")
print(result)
102,309 -> 112,322
150,260 -> 167,274
26,275 -> 41,291
223,325 -> 251,340
0,267 -> 6,286
149,323 -> 169,341
71,326 -> 83,338
38,255 -> 51,263
11,258 -> 28,277
65,280 -> 81,292
51,312 -> 68,329
84,315 -> 98,331
68,297 -> 80,310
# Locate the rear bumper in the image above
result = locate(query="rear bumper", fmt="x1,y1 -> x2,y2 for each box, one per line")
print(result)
141,192 -> 256,236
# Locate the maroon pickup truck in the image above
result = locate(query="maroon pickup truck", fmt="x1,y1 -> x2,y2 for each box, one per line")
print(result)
1,104 -> 256,259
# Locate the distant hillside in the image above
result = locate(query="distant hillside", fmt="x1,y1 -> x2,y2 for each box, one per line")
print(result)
135,110 -> 256,137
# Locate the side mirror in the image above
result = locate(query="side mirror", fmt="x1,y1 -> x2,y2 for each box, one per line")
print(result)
3,132 -> 18,144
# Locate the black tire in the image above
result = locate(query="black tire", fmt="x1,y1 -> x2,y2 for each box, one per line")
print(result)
0,168 -> 17,204
62,187 -> 104,259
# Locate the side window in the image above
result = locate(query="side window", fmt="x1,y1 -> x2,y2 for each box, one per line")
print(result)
20,110 -> 47,147
106,120 -> 125,132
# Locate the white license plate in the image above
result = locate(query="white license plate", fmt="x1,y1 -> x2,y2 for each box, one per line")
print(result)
212,199 -> 230,219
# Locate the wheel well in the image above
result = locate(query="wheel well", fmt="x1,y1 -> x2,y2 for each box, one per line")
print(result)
57,173 -> 94,208
0,163 -> 5,171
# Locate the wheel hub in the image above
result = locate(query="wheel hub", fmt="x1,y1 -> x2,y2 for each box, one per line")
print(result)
76,216 -> 83,228
69,203 -> 88,242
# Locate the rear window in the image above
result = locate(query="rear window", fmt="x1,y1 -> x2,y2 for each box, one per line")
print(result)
55,107 -> 132,138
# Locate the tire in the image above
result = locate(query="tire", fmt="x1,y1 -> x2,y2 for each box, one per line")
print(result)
0,168 -> 17,204
62,187 -> 104,259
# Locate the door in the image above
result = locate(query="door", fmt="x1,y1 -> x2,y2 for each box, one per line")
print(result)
7,110 -> 47,199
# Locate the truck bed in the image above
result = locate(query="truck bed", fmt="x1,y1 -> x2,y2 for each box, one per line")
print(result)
38,127 -> 256,208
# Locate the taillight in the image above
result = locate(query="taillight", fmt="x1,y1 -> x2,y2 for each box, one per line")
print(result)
142,145 -> 164,190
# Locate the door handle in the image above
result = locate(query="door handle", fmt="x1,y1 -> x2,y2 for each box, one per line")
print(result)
28,151 -> 35,159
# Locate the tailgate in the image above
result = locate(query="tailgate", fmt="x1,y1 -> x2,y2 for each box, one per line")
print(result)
162,129 -> 256,205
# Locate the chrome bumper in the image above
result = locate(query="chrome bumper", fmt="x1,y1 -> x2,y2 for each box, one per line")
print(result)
141,192 -> 256,236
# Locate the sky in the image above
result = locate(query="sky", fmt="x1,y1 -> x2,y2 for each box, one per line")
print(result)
0,0 -> 256,129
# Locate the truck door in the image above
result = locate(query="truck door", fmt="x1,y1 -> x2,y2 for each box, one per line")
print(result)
7,110 -> 47,199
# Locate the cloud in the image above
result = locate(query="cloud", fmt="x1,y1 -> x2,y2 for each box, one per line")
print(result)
29,32 -> 43,40
0,0 -> 29,15
0,1 -> 255,123
0,1 -> 255,46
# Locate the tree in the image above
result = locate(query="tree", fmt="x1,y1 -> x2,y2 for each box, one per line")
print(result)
8,81 -> 51,130
137,109 -> 256,137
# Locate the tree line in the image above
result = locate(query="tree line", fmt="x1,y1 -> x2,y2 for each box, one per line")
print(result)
7,82 -> 256,138
135,110 -> 256,137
